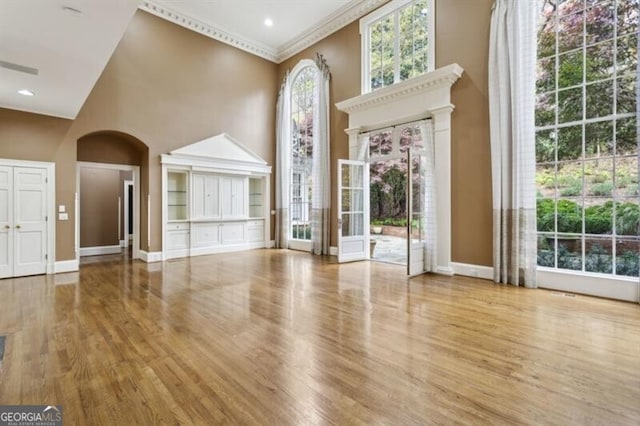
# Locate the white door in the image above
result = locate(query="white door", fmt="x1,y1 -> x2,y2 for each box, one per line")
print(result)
407,152 -> 426,276
13,167 -> 48,277
338,160 -> 369,263
0,166 -> 48,278
0,166 -> 12,278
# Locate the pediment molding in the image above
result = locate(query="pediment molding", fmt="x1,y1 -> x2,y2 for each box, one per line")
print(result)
335,64 -> 464,115
162,133 -> 271,175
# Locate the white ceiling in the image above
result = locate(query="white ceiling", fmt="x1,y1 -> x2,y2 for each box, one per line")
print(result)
0,0 -> 381,119
152,0 -> 352,50
0,0 -> 139,119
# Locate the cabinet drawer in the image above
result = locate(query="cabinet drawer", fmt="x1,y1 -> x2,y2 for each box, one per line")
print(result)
167,230 -> 189,250
220,222 -> 245,243
167,222 -> 190,231
247,219 -> 264,228
247,226 -> 264,242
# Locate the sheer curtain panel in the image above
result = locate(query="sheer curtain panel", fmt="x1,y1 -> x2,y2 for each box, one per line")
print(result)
420,120 -> 438,272
275,74 -> 291,249
489,0 -> 537,287
311,54 -> 331,255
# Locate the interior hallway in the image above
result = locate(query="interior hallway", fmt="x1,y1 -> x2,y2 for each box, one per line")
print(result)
0,249 -> 638,424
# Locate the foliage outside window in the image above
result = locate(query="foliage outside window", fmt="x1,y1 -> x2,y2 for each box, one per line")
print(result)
369,124 -> 425,225
361,0 -> 434,93
535,0 -> 639,277
290,67 -> 316,241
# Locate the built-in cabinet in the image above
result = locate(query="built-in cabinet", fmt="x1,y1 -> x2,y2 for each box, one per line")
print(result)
161,134 -> 272,260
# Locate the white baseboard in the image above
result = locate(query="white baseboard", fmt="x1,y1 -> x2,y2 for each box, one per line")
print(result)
55,259 -> 79,273
538,269 -> 639,302
451,262 -> 494,280
435,265 -> 456,276
139,250 -> 163,263
80,245 -> 122,257
120,240 -> 126,248
267,240 -> 275,248
330,246 -> 338,256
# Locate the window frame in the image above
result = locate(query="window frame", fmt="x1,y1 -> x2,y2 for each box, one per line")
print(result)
360,0 -> 435,94
288,60 -> 319,244
534,0 -> 639,298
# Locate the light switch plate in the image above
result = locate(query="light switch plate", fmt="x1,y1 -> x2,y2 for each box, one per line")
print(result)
59,213 -> 69,221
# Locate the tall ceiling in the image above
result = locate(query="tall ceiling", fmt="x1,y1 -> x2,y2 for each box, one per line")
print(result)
0,0 -> 383,119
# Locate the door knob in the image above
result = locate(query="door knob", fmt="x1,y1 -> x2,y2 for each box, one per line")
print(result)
15,225 -> 21,229
3,225 -> 9,230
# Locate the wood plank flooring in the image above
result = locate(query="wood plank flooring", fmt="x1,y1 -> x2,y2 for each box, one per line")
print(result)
0,249 -> 639,425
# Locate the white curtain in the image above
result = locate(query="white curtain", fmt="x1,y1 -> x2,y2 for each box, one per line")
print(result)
489,0 -> 537,287
311,53 -> 331,255
275,74 -> 291,249
420,120 -> 438,272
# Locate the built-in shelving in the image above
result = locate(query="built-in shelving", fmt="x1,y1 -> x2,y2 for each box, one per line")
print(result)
161,133 -> 272,260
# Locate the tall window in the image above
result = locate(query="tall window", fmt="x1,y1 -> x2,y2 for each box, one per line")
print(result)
290,66 -> 317,241
360,0 -> 435,93
535,0 -> 639,277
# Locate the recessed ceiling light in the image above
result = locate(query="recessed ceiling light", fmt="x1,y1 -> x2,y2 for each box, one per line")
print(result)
18,89 -> 34,97
264,18 -> 273,27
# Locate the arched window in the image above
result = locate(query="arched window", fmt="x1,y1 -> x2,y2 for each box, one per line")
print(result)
290,66 -> 317,242
275,56 -> 331,254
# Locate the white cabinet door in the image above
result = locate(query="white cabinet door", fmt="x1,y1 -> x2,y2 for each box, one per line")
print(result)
0,166 -> 12,279
13,167 -> 47,277
192,173 -> 220,219
221,176 -> 247,219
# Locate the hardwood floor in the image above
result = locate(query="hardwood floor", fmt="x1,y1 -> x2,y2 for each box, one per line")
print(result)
0,250 -> 638,425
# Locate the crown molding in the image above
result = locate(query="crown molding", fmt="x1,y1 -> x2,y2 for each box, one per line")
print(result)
139,1 -> 279,62
275,0 -> 388,63
335,64 -> 464,114
139,0 -> 388,64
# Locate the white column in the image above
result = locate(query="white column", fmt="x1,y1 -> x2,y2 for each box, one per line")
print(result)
431,105 -> 454,276
345,127 -> 362,160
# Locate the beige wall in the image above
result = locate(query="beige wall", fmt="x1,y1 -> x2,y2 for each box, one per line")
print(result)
0,1 -> 494,267
80,167 -> 121,248
0,10 -> 279,261
436,0 -> 493,266
278,0 -> 494,265
0,108 -> 76,260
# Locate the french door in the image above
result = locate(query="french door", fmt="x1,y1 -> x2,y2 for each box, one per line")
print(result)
407,152 -> 427,276
0,165 -> 48,278
337,160 -> 369,262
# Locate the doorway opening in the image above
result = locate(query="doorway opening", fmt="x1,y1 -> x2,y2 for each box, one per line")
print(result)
369,156 -> 409,265
76,162 -> 141,264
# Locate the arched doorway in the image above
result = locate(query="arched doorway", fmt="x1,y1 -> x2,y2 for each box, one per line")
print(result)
76,131 -> 148,263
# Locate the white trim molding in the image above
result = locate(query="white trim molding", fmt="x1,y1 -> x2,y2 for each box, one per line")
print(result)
277,0 -> 388,63
139,0 -> 387,64
54,259 -> 79,274
538,268 -> 640,303
451,262 -> 494,280
139,250 -> 163,263
80,245 -> 122,257
336,64 -> 464,276
139,1 -> 278,62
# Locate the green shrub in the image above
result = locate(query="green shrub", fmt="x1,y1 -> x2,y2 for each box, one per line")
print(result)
588,182 -> 613,196
616,250 -> 640,277
616,202 -> 640,235
560,185 -> 582,196
556,199 -> 582,233
585,201 -> 613,234
537,198 -> 556,232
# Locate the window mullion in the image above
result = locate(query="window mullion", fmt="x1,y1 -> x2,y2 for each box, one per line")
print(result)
393,11 -> 401,84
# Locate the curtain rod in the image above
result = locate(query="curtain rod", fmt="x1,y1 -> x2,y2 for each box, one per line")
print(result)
359,117 -> 432,136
